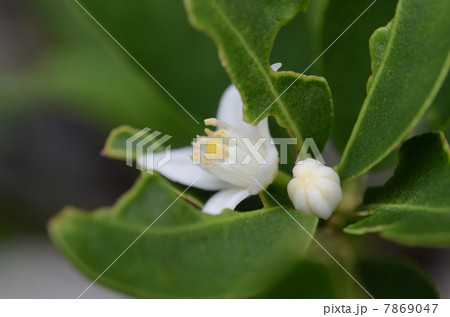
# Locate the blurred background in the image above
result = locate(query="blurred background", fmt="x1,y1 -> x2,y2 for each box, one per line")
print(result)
0,0 -> 449,298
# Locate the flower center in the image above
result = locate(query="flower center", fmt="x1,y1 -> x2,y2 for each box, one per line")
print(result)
191,118 -> 264,188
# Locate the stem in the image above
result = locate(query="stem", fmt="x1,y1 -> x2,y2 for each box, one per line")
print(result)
324,175 -> 366,231
339,175 -> 366,213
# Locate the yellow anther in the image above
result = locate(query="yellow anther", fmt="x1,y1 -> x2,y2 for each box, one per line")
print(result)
204,128 -> 214,136
204,139 -> 229,162
205,143 -> 217,154
204,139 -> 223,157
201,155 -> 212,165
204,118 -> 217,126
214,129 -> 229,139
191,118 -> 232,165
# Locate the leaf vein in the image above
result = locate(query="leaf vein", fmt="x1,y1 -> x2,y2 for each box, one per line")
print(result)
210,1 -> 302,140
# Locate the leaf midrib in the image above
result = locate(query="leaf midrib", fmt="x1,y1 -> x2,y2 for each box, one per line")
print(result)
210,1 -> 302,140
110,208 -> 315,235
363,203 -> 450,213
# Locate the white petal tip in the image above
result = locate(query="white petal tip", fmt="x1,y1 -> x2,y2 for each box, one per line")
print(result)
271,63 -> 282,71
136,154 -> 154,172
201,207 -> 224,216
202,188 -> 250,216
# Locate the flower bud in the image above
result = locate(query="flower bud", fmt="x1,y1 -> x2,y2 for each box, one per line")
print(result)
287,158 -> 342,219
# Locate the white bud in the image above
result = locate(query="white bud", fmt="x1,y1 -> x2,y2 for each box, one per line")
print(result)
287,158 -> 342,219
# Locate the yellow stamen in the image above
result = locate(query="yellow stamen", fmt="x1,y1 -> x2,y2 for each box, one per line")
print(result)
205,142 -> 218,154
204,128 -> 214,136
191,118 -> 232,165
214,129 -> 230,139
204,118 -> 217,126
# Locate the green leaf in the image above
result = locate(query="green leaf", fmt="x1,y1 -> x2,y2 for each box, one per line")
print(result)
264,233 -> 439,299
319,0 -> 397,151
184,0 -> 333,149
366,21 -> 392,92
259,170 -> 292,208
260,260 -> 348,299
69,0 -> 231,122
101,125 -> 170,161
270,0 -> 327,74
338,0 -> 450,182
358,258 -> 439,299
49,173 -> 317,298
345,132 -> 450,247
427,75 -> 450,131
101,126 -> 141,160
260,232 -> 359,299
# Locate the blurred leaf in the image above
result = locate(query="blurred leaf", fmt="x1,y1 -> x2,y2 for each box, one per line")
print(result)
70,0 -> 231,121
2,0 -> 332,144
358,258 -> 439,299
261,260 -> 346,299
0,49 -> 195,144
1,0 -> 203,144
102,125 -> 175,168
319,0 -> 397,152
49,173 -> 317,298
185,0 -> 333,149
259,170 -> 292,208
2,0 -> 257,145
270,0 -> 327,72
338,0 -> 450,182
345,132 -> 450,247
260,232 -> 359,299
102,126 -> 140,160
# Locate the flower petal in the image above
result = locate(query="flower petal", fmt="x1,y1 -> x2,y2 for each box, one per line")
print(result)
137,147 -> 230,191
216,84 -> 259,138
271,62 -> 282,71
248,141 -> 279,195
202,187 -> 250,215
255,117 -> 271,139
217,63 -> 281,138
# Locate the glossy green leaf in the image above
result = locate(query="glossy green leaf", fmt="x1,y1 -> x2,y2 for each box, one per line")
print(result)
338,0 -> 450,182
319,0 -> 397,151
345,132 -> 450,247
185,0 -> 333,149
358,258 -> 439,299
49,173 -> 317,298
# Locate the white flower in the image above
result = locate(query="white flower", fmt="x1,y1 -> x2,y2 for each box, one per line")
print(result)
137,64 -> 282,215
287,158 -> 342,220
